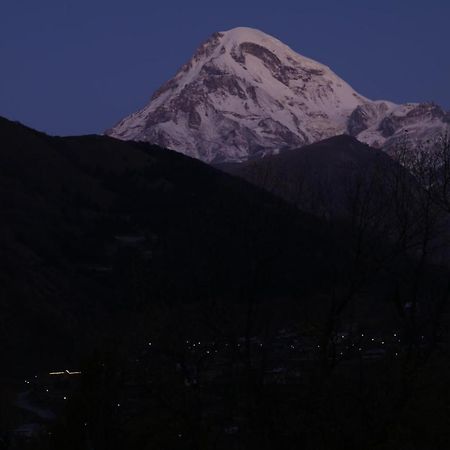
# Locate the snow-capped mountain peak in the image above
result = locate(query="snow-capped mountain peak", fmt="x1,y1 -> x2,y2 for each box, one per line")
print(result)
106,27 -> 449,162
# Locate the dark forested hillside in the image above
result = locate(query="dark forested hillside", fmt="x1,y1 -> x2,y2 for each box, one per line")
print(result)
0,117 -> 338,375
218,135 -> 405,218
1,118 -> 449,450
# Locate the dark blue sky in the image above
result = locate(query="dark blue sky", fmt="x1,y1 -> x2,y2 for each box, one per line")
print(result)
1,0 -> 449,136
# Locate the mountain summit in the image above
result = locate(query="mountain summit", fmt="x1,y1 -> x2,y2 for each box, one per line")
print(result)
107,27 -> 449,163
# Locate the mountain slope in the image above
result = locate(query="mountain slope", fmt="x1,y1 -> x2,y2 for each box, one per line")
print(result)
219,134 -> 450,266
348,101 -> 450,150
107,27 -> 449,162
219,135 -> 402,218
0,116 -> 340,375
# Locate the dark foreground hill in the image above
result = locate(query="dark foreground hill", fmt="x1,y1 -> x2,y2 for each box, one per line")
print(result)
1,119 -> 449,450
219,135 -> 404,218
0,116 -> 341,375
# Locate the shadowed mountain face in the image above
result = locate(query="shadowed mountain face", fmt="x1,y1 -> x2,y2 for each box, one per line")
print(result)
107,27 -> 449,163
0,116 -> 342,375
220,134 -> 450,267
219,135 -> 409,219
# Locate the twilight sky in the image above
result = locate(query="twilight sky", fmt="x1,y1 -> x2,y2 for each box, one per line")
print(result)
1,0 -> 449,136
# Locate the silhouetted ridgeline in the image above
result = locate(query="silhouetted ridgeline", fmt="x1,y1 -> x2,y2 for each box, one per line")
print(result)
0,116 -> 338,375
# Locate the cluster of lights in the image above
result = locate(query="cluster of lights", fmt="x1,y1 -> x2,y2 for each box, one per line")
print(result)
163,329 -> 412,361
23,329 -> 418,402
18,327 -> 425,431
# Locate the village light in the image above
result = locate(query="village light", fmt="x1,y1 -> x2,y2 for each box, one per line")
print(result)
49,370 -> 81,376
